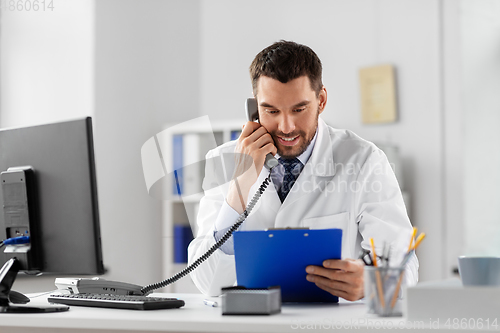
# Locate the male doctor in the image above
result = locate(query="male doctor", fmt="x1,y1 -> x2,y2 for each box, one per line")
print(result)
188,40 -> 418,300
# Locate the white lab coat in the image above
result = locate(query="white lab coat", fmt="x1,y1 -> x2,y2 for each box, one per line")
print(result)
188,118 -> 418,296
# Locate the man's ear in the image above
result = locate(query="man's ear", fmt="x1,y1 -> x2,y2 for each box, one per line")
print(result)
318,86 -> 327,114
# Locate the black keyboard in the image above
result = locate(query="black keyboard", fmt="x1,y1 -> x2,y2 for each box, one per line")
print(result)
48,294 -> 185,310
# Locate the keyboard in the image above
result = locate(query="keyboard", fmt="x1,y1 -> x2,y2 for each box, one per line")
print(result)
48,294 -> 185,310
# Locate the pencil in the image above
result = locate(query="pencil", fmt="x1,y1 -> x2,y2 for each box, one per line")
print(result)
370,238 -> 378,267
412,233 -> 426,251
369,238 -> 385,308
407,227 -> 417,252
390,270 -> 405,309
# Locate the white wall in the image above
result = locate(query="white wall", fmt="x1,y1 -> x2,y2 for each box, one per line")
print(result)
200,0 -> 445,281
0,0 -> 94,127
461,0 -> 500,256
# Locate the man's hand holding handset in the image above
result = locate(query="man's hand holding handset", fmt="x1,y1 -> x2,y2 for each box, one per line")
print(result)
226,121 -> 277,214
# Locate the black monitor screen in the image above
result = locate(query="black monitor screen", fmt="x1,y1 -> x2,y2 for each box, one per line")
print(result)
0,117 -> 104,275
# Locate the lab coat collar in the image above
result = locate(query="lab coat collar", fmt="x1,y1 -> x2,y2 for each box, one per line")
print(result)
307,117 -> 336,177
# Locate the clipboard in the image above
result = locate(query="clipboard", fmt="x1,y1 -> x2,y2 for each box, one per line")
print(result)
233,228 -> 342,303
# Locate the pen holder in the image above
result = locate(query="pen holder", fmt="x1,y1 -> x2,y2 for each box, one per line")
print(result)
364,266 -> 405,317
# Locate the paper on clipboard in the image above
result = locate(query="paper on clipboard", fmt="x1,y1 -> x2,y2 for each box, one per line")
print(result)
233,228 -> 342,303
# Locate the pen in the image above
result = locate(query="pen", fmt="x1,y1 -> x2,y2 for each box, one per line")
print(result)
381,242 -> 387,267
203,299 -> 218,307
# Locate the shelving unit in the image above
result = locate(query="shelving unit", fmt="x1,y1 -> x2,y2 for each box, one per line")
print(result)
159,118 -> 244,293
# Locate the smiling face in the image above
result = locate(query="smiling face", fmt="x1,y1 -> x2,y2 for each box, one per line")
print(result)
256,75 -> 327,159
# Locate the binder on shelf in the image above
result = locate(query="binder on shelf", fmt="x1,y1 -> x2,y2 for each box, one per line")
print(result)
171,129 -> 238,196
172,134 -> 183,195
182,133 -> 215,196
173,225 -> 194,263
172,134 -> 184,195
230,130 -> 241,141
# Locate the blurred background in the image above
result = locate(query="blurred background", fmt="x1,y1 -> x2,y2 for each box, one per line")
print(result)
1,0 -> 499,293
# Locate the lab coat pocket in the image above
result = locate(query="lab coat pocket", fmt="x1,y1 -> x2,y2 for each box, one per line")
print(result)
301,212 -> 349,231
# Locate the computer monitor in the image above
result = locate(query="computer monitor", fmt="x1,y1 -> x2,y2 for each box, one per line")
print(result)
0,117 -> 104,311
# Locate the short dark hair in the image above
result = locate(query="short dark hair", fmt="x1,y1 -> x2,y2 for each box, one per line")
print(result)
249,40 -> 323,97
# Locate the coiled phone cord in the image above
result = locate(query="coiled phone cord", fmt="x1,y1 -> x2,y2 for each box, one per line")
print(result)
141,173 -> 273,295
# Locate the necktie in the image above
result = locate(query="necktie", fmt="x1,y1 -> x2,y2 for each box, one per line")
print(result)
277,158 -> 303,203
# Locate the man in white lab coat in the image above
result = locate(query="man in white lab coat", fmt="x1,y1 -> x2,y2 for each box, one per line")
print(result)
188,40 -> 418,300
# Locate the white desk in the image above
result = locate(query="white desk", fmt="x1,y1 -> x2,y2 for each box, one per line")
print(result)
0,292 -> 497,333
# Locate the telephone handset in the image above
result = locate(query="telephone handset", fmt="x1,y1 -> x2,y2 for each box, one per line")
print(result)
245,98 -> 279,170
140,100 -> 276,295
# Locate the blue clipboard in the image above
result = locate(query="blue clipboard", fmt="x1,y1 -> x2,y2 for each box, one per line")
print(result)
233,228 -> 342,303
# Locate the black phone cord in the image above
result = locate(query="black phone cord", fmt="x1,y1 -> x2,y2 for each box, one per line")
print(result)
141,173 -> 272,295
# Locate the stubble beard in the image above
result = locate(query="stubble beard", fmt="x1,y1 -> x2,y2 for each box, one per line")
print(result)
273,109 -> 319,159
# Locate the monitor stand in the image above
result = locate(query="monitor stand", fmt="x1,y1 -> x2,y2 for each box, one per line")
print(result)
0,258 -> 69,313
